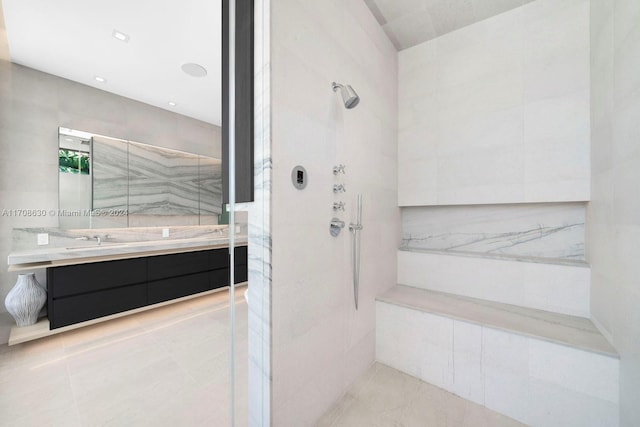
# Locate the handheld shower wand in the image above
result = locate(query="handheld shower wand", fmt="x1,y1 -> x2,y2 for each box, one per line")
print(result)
349,194 -> 363,310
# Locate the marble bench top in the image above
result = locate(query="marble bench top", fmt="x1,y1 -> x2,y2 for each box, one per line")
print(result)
8,236 -> 248,270
378,284 -> 618,358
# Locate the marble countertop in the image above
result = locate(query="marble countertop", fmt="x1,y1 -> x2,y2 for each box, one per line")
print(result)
8,236 -> 248,268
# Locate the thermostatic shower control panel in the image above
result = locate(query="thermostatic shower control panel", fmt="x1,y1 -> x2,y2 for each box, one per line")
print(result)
291,165 -> 308,190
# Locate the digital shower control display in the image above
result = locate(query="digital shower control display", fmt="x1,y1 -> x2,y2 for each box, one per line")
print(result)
291,165 -> 308,190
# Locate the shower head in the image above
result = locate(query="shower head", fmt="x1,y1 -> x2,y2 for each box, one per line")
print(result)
332,82 -> 360,109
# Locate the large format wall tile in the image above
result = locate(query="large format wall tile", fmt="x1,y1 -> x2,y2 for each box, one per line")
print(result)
398,0 -> 590,206
398,249 -> 590,317
376,300 -> 620,426
270,0 -> 400,424
589,0 -> 640,424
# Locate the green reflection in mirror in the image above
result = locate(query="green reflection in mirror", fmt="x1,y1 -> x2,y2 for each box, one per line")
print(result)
59,149 -> 90,175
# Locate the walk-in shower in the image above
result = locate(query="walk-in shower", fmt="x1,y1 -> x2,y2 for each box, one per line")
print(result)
332,82 -> 360,109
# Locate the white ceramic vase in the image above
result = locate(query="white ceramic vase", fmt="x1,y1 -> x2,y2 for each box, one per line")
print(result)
5,273 -> 46,327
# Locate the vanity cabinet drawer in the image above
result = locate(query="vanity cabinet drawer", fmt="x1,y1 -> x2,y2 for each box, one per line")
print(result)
50,283 -> 147,328
235,263 -> 248,283
48,258 -> 147,298
147,250 -> 210,281
46,246 -> 248,330
148,272 -> 211,304
234,246 -> 247,264
210,268 -> 229,289
209,248 -> 228,269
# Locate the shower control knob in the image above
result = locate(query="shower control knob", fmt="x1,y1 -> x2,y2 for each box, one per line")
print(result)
333,184 -> 346,193
333,164 -> 346,175
330,217 -> 345,237
333,201 -> 346,211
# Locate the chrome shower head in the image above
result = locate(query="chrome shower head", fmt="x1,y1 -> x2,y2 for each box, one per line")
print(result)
332,82 -> 360,109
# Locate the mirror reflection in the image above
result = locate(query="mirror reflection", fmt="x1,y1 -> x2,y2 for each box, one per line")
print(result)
58,128 -> 222,229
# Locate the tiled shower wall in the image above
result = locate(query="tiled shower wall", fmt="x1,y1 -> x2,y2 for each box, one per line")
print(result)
589,0 -> 640,425
0,60 -> 221,344
399,0 -> 591,206
270,0 -> 400,424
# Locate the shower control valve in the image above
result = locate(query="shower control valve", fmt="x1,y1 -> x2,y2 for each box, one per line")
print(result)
333,184 -> 346,193
333,164 -> 346,175
333,201 -> 346,211
330,217 -> 345,237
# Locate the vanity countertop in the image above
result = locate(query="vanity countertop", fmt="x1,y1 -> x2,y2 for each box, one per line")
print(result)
7,236 -> 248,270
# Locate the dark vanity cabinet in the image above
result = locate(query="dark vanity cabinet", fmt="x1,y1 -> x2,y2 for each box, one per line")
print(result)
46,246 -> 248,329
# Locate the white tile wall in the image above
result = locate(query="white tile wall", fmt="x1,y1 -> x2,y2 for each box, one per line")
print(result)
589,0 -> 640,424
270,0 -> 400,425
452,320 -> 484,404
398,0 -> 590,206
528,338 -> 619,403
397,250 -> 591,317
376,302 -> 620,426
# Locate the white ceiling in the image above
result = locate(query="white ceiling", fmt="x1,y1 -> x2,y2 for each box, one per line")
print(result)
2,0 -> 222,125
364,0 -> 536,50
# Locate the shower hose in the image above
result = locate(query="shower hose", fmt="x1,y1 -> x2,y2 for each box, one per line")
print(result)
349,194 -> 363,310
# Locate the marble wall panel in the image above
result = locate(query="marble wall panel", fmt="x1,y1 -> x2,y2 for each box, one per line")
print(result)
128,141 -> 200,217
91,135 -> 128,224
402,203 -> 585,260
199,157 -> 223,217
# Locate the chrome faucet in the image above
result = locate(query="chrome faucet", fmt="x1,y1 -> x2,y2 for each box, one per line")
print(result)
92,235 -> 103,245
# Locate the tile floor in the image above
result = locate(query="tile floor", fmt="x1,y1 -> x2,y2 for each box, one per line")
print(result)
316,363 -> 526,427
0,289 -> 247,427
2,289 -> 525,427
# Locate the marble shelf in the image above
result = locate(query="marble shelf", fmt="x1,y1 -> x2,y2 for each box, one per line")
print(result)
398,247 -> 589,268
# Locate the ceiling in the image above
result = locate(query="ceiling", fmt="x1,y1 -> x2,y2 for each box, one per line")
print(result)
1,0 -> 539,121
1,0 -> 222,125
364,0 -> 536,50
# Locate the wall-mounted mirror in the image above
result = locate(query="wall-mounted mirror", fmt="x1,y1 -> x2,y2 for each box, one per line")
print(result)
58,127 -> 222,229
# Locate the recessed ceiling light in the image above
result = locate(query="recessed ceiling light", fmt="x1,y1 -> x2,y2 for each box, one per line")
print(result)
181,63 -> 208,78
168,101 -> 177,107
112,30 -> 130,43
94,76 -> 107,83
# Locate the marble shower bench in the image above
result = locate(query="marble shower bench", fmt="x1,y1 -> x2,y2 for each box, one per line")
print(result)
7,237 -> 248,345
